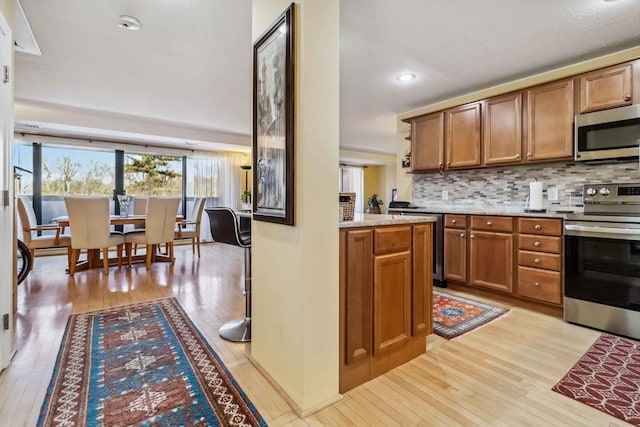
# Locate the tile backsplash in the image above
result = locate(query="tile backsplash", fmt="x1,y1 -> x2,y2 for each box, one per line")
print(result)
412,161 -> 640,211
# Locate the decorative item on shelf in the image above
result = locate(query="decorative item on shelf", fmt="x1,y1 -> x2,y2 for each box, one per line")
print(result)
116,194 -> 131,217
240,190 -> 252,212
339,192 -> 355,221
402,150 -> 411,168
366,193 -> 383,214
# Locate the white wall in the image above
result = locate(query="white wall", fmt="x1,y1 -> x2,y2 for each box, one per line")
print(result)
251,0 -> 340,416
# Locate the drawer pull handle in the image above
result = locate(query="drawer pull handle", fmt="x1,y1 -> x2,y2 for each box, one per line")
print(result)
533,282 -> 541,288
486,221 -> 493,226
534,258 -> 541,264
452,219 -> 457,224
534,224 -> 541,230
534,241 -> 541,247
460,233 -> 465,238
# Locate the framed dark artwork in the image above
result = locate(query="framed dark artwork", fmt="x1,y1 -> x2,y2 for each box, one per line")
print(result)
252,3 -> 295,225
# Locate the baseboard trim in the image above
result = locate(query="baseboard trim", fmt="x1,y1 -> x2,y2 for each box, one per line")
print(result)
246,354 -> 343,418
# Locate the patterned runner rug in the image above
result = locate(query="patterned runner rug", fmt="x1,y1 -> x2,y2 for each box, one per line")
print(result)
38,298 -> 266,426
433,291 -> 508,339
552,333 -> 640,426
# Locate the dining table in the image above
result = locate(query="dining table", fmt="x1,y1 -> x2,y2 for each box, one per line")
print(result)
54,214 -> 184,272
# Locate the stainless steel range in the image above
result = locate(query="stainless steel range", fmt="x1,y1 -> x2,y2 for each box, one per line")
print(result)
564,183 -> 640,340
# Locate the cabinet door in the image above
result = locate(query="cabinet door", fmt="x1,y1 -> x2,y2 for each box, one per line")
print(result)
445,102 -> 482,168
483,92 -> 522,165
524,79 -> 574,161
412,224 -> 432,337
469,231 -> 513,293
444,228 -> 467,283
411,112 -> 444,172
373,251 -> 411,355
579,63 -> 633,113
344,229 -> 373,365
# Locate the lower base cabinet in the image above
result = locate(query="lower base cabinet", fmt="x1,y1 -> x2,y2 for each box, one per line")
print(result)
339,222 -> 433,393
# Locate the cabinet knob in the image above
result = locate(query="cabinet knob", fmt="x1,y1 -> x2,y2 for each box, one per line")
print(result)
515,154 -> 520,159
534,224 -> 541,230
624,94 -> 631,101
460,233 -> 465,238
533,282 -> 541,288
447,161 -> 451,166
534,258 -> 541,264
470,234 -> 475,239
527,153 -> 532,159
452,219 -> 457,224
486,221 -> 493,226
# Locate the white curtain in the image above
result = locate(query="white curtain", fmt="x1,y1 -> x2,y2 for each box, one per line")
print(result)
339,166 -> 364,213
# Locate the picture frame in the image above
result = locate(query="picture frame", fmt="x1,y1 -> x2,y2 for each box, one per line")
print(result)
252,3 -> 295,226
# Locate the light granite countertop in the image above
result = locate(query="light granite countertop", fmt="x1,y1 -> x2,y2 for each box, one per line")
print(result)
339,213 -> 437,229
387,206 -> 571,218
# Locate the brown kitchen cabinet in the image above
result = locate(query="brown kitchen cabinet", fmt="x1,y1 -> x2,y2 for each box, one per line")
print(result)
469,216 -> 514,294
524,79 -> 574,162
411,112 -> 444,172
339,222 -> 433,393
516,218 -> 563,305
444,214 -> 468,283
483,92 -> 523,165
445,102 -> 482,169
577,61 -> 635,114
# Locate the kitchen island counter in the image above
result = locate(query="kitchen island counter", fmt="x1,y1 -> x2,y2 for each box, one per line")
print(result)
339,213 -> 437,228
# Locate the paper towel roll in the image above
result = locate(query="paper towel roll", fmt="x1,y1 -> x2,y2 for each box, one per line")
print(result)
529,182 -> 544,211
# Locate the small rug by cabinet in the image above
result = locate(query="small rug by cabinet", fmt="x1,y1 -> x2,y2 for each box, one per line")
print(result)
552,333 -> 640,426
38,298 -> 266,427
432,290 -> 508,339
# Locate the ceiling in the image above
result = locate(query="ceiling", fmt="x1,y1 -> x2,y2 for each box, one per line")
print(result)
14,0 -> 640,160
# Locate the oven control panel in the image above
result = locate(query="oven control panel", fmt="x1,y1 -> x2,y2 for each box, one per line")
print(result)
583,183 -> 640,215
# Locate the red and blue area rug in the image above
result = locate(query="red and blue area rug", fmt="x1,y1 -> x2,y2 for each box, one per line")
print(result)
432,290 -> 508,339
38,298 -> 266,426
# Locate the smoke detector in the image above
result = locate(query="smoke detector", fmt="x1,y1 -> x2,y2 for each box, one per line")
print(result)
118,15 -> 141,31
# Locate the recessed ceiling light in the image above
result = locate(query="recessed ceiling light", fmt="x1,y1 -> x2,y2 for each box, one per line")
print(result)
396,72 -> 416,82
118,15 -> 141,31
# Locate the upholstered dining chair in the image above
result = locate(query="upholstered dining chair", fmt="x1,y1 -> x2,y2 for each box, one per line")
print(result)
175,197 -> 206,257
130,196 -> 148,254
124,197 -> 181,269
16,196 -> 71,270
64,196 -> 126,275
206,207 -> 251,342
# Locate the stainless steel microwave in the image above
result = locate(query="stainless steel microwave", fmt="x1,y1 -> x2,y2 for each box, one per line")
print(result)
574,104 -> 640,162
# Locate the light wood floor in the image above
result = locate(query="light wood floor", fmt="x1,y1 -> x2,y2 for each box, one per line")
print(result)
0,243 -> 628,426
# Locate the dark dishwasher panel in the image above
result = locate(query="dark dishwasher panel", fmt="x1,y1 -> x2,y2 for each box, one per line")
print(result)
389,209 -> 446,288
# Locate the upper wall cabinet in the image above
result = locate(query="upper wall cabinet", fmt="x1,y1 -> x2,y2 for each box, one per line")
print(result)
411,112 -> 444,172
524,79 -> 574,162
483,92 -> 522,166
578,62 -> 634,114
445,102 -> 482,169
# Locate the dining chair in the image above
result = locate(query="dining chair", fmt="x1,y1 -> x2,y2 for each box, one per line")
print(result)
205,207 -> 252,342
175,197 -> 206,257
16,196 -> 71,270
64,196 -> 126,275
131,196 -> 148,254
124,197 -> 181,269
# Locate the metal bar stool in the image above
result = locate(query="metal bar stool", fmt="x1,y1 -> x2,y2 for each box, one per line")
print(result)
206,207 -> 252,342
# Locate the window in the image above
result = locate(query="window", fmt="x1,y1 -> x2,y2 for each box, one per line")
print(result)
124,153 -> 182,196
339,166 -> 364,213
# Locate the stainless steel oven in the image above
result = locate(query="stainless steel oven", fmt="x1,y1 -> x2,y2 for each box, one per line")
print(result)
564,183 -> 640,339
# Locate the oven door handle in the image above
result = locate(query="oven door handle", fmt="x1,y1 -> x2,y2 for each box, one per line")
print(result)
565,224 -> 640,240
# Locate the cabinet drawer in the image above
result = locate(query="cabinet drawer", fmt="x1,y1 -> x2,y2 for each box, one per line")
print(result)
445,214 -> 467,229
471,215 -> 513,232
519,235 -> 561,253
518,250 -> 561,271
518,266 -> 562,305
518,218 -> 562,236
374,226 -> 411,255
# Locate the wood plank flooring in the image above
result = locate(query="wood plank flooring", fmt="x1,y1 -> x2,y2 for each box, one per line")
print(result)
0,243 -> 629,426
